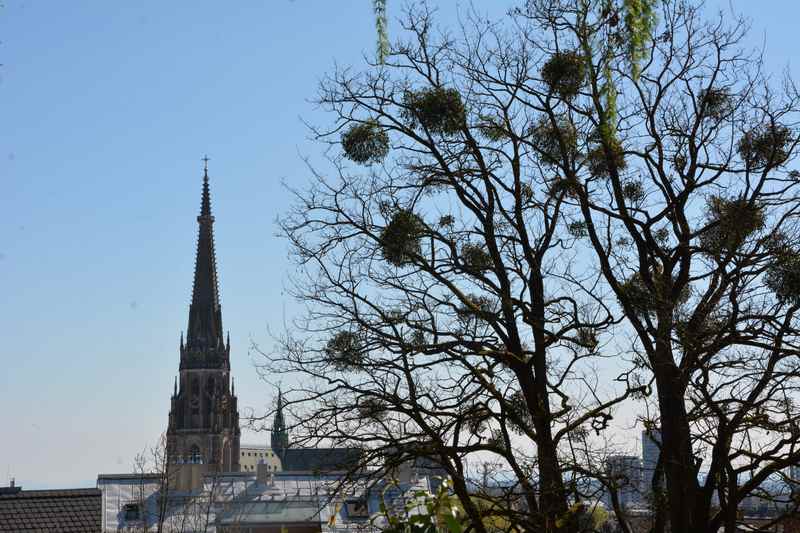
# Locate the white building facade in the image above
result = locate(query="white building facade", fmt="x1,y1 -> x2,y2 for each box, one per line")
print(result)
97,468 -> 434,533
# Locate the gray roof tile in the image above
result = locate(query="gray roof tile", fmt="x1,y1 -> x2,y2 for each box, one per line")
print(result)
0,488 -> 101,532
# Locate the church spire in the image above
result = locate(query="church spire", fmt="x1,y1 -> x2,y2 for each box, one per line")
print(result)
169,161 -> 241,480
271,388 -> 289,454
186,158 -> 223,351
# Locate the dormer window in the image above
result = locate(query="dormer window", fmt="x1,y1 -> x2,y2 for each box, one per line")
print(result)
345,499 -> 369,518
123,503 -> 141,521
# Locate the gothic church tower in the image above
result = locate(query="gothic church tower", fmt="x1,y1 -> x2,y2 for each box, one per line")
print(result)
167,163 -> 240,474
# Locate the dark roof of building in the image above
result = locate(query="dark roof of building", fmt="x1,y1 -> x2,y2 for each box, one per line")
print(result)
281,448 -> 363,473
0,487 -> 101,532
411,456 -> 448,474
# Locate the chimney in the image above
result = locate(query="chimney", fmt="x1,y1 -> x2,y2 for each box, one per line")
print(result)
257,461 -> 272,485
0,478 -> 21,496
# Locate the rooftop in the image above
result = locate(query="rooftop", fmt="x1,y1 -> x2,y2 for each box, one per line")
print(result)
0,486 -> 101,532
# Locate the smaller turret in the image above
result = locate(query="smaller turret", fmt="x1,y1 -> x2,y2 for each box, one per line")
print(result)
271,389 -> 289,455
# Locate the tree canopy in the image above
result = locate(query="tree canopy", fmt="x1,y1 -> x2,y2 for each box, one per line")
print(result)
264,2 -> 800,532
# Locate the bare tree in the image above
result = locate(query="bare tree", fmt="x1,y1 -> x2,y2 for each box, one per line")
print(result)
514,0 -> 800,531
127,434 -> 177,532
127,434 -> 240,533
269,0 -> 800,531
264,4 -> 653,533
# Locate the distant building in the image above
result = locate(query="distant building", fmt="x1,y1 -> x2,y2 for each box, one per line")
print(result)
605,455 -> 641,508
641,428 -> 662,495
98,467 -> 433,532
239,445 -> 281,473
0,481 -> 101,532
791,464 -> 800,494
269,386 -> 364,474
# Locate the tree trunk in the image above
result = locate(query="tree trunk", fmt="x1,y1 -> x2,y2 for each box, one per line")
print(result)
519,367 -> 573,533
652,342 -> 697,532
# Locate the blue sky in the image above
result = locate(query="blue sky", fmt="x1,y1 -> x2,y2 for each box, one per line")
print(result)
0,0 -> 797,489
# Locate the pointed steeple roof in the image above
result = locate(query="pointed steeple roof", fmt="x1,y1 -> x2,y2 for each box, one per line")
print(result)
271,388 -> 289,453
186,161 -> 223,350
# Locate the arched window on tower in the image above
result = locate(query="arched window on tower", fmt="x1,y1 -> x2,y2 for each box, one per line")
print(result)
189,445 -> 203,464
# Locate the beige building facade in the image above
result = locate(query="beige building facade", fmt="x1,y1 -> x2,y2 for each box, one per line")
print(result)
239,445 -> 281,473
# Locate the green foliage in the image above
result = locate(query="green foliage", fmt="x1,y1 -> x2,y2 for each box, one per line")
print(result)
575,327 -> 599,352
541,50 -> 586,100
738,123 -> 793,169
587,136 -> 627,178
619,269 -> 690,316
403,87 -> 466,135
461,243 -> 493,274
376,480 -> 480,533
342,120 -> 390,164
380,210 -> 426,266
477,114 -> 508,141
599,63 -> 619,142
557,502 -> 610,531
653,226 -> 670,243
673,152 -> 687,172
623,0 -> 657,80
765,240 -> 800,305
358,396 -> 388,421
506,390 -> 533,435
385,308 -> 405,325
699,196 -> 764,256
457,294 -> 498,324
529,116 -> 578,166
621,179 -> 644,202
408,329 -> 426,349
698,88 -> 733,121
324,331 -> 364,370
373,0 -> 389,64
675,315 -> 726,352
466,404 -> 491,435
619,273 -> 657,316
568,220 -> 589,238
438,214 -> 455,227
549,176 -> 582,198
520,183 -> 534,203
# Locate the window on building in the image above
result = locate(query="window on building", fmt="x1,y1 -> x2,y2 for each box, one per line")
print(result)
123,503 -> 141,521
189,445 -> 202,464
345,499 -> 369,518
